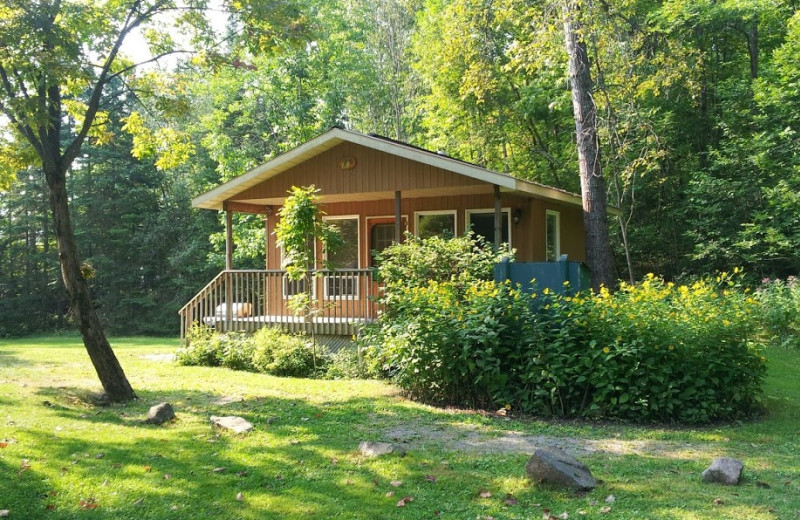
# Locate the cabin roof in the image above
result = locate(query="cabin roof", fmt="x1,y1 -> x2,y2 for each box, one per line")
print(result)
193,127 -> 606,212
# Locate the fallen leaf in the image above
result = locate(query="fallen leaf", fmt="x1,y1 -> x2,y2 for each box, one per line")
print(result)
212,467 -> 226,473
599,506 -> 612,513
133,498 -> 144,507
479,491 -> 492,498
20,460 -> 31,470
385,491 -> 395,497
504,494 -> 518,506
236,470 -> 248,477
171,505 -> 179,511
390,480 -> 403,487
345,479 -> 354,485
95,453 -> 104,459
0,443 -> 7,448
78,499 -> 98,510
47,491 -> 58,497
396,496 -> 414,507
605,494 -> 615,503
712,498 -> 724,506
46,504 -> 57,510
101,479 -> 109,487
559,513 -> 569,519
0,511 -> 8,517
330,458 -> 338,465
144,465 -> 152,473
578,511 -> 587,515
424,475 -> 437,483
163,474 -> 172,480
236,492 -> 244,501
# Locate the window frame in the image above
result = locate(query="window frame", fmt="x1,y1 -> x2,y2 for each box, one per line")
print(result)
414,210 -> 457,239
322,215 -> 361,300
465,207 -> 513,249
545,210 -> 561,262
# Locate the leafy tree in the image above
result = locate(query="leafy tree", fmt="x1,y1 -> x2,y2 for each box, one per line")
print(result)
274,185 -> 343,368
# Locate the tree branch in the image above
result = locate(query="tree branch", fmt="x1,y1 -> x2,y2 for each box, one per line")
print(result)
105,49 -> 192,82
63,0 -> 172,166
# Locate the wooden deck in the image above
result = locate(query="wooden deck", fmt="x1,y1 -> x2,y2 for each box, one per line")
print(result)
179,269 -> 379,343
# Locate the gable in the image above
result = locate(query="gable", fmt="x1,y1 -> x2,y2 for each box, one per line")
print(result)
231,141 -> 489,205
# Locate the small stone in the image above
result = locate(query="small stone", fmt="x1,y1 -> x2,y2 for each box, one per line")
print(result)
525,448 -> 597,491
702,457 -> 744,485
145,403 -> 175,425
358,441 -> 405,457
210,415 -> 253,434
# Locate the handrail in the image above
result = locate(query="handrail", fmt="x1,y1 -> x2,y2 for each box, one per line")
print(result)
178,268 -> 379,344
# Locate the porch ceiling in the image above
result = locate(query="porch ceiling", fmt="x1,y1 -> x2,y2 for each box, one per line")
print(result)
232,184 -> 497,207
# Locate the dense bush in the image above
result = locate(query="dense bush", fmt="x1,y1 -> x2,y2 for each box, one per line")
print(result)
364,266 -> 768,423
251,327 -> 318,377
376,232 -> 512,291
175,325 -> 372,379
757,276 -> 800,347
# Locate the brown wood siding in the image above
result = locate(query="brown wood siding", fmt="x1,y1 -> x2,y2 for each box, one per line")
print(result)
263,193 -> 585,266
234,142 -> 485,202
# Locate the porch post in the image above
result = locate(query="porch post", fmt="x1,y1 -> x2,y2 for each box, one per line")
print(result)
493,185 -> 502,251
394,190 -> 402,243
225,205 -> 233,270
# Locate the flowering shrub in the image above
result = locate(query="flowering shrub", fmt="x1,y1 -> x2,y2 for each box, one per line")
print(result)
365,265 -> 767,423
757,276 -> 800,347
532,272 -> 766,422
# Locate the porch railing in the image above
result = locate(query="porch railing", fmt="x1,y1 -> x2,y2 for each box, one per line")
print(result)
178,269 -> 379,343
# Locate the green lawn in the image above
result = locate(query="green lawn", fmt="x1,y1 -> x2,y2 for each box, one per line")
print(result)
0,336 -> 798,519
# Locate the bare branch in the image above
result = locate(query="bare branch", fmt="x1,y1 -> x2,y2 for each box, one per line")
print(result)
105,49 -> 192,82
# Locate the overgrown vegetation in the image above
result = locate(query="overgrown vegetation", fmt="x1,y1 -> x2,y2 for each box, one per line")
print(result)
362,237 -> 768,423
757,276 -> 800,348
176,325 -> 361,380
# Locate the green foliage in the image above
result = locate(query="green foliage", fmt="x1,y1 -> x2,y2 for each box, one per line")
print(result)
757,276 -> 800,348
177,325 -> 320,378
322,347 -> 371,380
251,327 -> 318,378
367,269 -> 767,423
176,324 -> 224,367
376,232 -> 512,291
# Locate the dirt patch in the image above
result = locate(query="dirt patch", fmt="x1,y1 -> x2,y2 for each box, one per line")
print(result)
382,423 -> 715,459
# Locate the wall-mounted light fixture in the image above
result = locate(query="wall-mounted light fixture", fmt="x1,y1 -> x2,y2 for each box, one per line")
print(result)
513,207 -> 523,225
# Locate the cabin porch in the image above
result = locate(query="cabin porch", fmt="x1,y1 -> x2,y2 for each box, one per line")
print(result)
178,268 -> 378,344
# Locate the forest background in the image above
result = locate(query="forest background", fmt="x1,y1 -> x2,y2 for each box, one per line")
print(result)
1,0 -> 799,337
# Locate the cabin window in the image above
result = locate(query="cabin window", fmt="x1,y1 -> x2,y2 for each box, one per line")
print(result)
466,209 -> 511,249
415,210 -> 456,239
281,241 -> 317,298
323,216 -> 360,298
545,210 -> 560,261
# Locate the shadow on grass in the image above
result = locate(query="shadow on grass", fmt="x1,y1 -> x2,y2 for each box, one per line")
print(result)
0,350 -> 32,368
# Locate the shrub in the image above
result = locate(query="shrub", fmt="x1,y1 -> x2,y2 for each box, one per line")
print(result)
251,327 -> 319,377
323,347 -> 372,379
526,273 -> 767,423
757,276 -> 800,347
176,324 -> 224,366
375,232 -> 512,292
366,269 -> 767,423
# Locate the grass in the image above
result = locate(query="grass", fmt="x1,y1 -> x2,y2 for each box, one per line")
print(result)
0,336 -> 798,519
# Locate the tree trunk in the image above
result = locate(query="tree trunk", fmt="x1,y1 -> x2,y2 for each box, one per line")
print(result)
44,163 -> 136,402
562,1 -> 615,290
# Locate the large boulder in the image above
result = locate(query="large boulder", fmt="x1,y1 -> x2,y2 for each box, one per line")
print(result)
145,403 -> 175,425
525,448 -> 597,491
210,415 -> 253,434
702,457 -> 744,485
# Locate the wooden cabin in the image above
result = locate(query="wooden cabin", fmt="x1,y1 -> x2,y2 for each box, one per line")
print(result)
179,128 -> 593,342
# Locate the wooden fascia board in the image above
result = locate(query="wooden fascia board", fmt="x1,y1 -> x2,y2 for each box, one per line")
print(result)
192,131 -> 348,210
